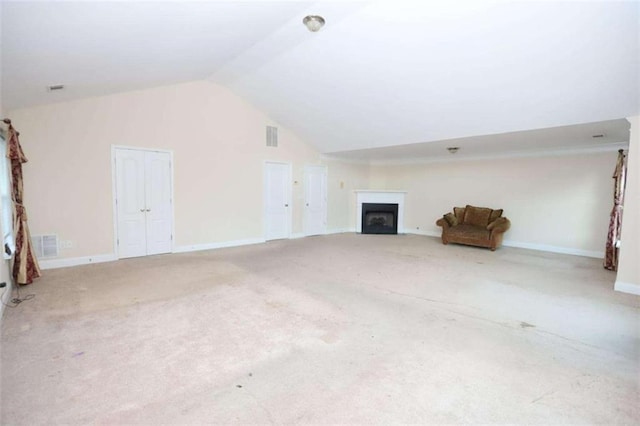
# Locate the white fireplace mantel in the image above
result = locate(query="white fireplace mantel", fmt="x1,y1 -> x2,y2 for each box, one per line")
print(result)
355,190 -> 407,234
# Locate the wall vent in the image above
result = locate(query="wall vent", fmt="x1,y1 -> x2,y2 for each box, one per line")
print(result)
32,235 -> 58,258
266,126 -> 278,147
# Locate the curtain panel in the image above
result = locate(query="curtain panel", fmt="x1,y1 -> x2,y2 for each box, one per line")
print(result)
604,150 -> 627,271
5,121 -> 41,284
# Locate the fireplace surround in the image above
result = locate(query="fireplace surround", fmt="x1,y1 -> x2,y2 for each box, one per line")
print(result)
355,190 -> 406,234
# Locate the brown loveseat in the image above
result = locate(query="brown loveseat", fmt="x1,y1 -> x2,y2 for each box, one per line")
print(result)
435,205 -> 510,251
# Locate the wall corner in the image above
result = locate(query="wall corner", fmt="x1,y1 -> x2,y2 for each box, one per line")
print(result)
615,116 -> 640,294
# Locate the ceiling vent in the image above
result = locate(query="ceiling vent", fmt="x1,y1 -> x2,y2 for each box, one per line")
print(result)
32,235 -> 58,258
47,84 -> 65,92
266,126 -> 278,147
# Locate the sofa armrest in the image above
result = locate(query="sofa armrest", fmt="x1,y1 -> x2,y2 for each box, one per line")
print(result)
436,218 -> 450,229
487,217 -> 510,234
437,212 -> 459,228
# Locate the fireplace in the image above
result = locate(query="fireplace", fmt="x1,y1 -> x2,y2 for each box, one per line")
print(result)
361,203 -> 398,234
355,190 -> 406,234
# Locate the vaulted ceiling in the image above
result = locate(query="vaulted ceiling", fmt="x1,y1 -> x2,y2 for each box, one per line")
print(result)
2,1 -> 638,160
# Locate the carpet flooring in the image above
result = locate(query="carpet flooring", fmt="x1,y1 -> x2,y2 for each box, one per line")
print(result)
1,234 -> 638,424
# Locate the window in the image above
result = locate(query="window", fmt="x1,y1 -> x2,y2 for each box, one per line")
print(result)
0,131 -> 14,259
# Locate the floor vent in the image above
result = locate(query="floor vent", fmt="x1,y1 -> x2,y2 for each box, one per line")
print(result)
266,126 -> 278,147
32,235 -> 58,258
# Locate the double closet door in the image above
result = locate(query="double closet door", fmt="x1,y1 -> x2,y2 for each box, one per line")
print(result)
114,148 -> 173,258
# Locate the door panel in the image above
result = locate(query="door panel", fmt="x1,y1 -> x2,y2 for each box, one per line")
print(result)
304,166 -> 327,236
265,162 -> 290,241
145,151 -> 172,255
115,149 -> 146,258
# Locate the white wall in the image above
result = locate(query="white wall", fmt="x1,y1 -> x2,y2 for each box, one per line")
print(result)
7,80 -> 365,262
0,0 -> 14,322
615,116 -> 639,294
371,152 -> 618,257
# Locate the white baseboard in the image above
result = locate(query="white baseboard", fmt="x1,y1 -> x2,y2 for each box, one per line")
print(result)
405,230 -> 604,258
293,231 -> 359,238
173,237 -> 266,254
326,227 -> 356,234
502,240 -> 604,259
39,253 -> 118,270
407,229 -> 441,238
34,232 -> 606,272
38,238 -> 268,269
614,280 -> 640,296
294,230 -> 356,238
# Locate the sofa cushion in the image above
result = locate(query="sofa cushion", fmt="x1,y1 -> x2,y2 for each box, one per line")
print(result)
463,205 -> 492,227
443,213 -> 458,226
449,224 -> 490,240
453,207 -> 466,223
490,208 -> 503,222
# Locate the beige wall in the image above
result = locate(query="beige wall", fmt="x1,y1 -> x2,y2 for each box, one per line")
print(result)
8,81 -> 365,260
324,159 -> 370,232
3,76 -> 628,270
615,116 -> 639,293
370,152 -> 618,256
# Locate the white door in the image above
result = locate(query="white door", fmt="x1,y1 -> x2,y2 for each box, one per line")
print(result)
265,162 -> 291,241
115,148 -> 173,258
115,149 -> 147,258
145,152 -> 173,255
304,165 -> 327,236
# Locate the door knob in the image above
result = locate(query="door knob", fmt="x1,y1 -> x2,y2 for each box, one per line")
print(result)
285,204 -> 289,207
306,203 -> 309,206
146,209 -> 151,212
140,209 -> 145,212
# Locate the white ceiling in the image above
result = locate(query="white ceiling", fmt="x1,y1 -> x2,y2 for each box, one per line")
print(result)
2,1 -> 639,160
1,0 -> 318,108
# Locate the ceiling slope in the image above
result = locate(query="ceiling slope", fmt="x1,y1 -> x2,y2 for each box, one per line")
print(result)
327,119 -> 630,163
2,1 -> 639,157
219,0 -> 639,153
1,0 -> 315,109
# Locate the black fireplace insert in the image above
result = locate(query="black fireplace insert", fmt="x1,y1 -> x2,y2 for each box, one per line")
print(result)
361,203 -> 398,234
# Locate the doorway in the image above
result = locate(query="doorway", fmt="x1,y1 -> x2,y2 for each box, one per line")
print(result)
113,147 -> 173,258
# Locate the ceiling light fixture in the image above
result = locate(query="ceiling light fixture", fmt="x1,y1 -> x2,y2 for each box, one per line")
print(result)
303,15 -> 325,32
447,147 -> 460,154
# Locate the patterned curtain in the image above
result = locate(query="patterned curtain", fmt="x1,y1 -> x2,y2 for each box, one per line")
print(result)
4,120 -> 41,284
604,149 -> 627,271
